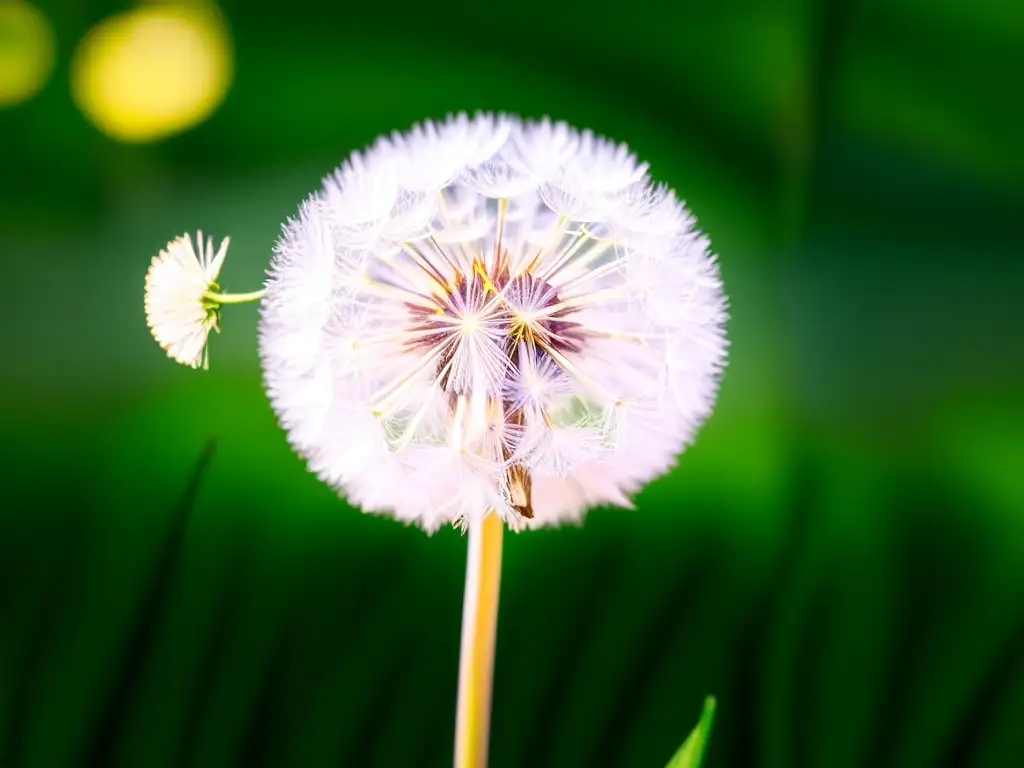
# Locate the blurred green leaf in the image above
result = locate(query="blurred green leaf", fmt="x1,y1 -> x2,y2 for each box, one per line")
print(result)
664,697 -> 716,768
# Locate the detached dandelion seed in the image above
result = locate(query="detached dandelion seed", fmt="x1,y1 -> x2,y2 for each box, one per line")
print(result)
257,113 -> 729,768
144,231 -> 264,369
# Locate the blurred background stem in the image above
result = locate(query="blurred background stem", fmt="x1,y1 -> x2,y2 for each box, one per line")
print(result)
454,512 -> 504,768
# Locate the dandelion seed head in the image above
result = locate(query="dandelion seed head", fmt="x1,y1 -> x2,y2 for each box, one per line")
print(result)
259,113 -> 729,532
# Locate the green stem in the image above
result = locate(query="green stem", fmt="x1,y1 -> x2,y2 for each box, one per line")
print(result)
204,289 -> 266,304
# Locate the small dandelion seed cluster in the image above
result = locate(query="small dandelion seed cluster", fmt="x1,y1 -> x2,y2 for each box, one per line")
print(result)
145,232 -> 229,370
254,113 -> 728,532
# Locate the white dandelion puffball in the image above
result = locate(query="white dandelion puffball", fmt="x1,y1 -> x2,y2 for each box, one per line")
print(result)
145,231 -> 229,369
259,113 -> 728,532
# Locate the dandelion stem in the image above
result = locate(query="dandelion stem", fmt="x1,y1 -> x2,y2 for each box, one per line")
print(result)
203,289 -> 266,304
454,511 -> 504,768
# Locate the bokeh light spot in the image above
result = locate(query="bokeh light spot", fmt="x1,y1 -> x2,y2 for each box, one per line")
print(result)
0,0 -> 56,108
70,2 -> 233,143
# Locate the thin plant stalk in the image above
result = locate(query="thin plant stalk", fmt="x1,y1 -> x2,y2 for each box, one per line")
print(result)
203,289 -> 266,304
454,511 -> 504,768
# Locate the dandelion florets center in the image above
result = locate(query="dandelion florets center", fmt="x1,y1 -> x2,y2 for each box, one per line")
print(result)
393,224 -> 602,519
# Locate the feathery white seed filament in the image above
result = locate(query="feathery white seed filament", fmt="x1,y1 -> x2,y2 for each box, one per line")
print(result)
144,232 -> 229,369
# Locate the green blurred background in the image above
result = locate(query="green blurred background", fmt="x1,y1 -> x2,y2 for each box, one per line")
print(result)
1,0 -> 1022,766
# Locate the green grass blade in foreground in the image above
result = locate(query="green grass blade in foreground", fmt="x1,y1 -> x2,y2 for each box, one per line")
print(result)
665,697 -> 716,768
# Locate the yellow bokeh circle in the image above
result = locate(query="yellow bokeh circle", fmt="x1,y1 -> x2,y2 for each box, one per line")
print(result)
70,2 -> 233,143
0,0 -> 57,107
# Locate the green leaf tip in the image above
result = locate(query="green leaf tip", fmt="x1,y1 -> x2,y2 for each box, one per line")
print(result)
664,696 -> 716,768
